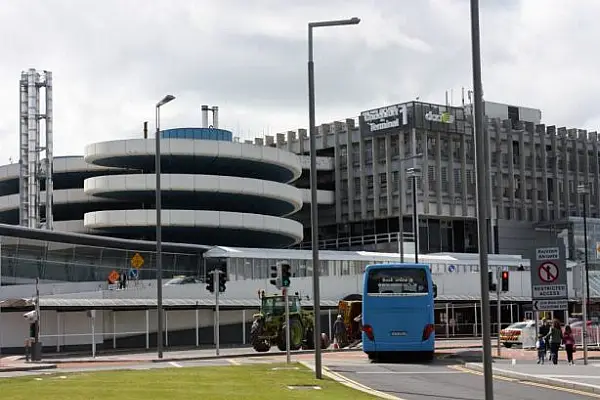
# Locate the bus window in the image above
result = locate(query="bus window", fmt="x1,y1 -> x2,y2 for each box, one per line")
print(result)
366,268 -> 429,294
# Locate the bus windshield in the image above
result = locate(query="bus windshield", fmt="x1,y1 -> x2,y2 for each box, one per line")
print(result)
366,267 -> 429,295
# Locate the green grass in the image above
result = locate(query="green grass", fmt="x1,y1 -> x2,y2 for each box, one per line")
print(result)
0,363 -> 380,399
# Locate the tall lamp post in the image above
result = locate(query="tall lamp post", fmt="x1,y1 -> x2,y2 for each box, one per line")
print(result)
155,94 -> 175,359
308,16 -> 360,379
469,0 -> 494,398
577,183 -> 591,365
397,154 -> 422,262
406,167 -> 421,263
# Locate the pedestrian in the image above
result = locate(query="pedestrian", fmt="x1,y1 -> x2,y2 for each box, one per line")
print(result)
562,325 -> 576,365
539,318 -> 550,360
333,314 -> 346,348
536,334 -> 546,364
544,319 -> 563,365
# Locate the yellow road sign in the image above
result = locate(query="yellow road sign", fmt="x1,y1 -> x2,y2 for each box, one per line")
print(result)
131,253 -> 144,269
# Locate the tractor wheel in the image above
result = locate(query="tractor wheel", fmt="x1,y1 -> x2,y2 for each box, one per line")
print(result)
277,318 -> 303,351
250,320 -> 270,353
303,327 -> 315,350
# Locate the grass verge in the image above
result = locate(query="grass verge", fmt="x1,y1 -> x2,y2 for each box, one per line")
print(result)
0,362 -> 380,399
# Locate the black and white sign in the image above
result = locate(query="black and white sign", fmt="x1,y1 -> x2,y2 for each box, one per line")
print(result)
530,246 -> 568,310
533,299 -> 568,312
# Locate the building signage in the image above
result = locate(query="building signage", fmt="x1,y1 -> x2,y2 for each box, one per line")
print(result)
530,246 -> 568,311
360,104 -> 408,134
425,110 -> 454,124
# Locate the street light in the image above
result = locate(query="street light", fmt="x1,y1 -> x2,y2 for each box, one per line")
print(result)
577,183 -> 591,365
406,166 -> 421,263
308,16 -> 360,380
155,94 -> 175,359
469,0 -> 494,398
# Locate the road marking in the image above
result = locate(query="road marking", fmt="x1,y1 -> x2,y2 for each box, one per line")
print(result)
448,365 -> 517,382
168,362 -> 182,368
323,366 -> 403,400
356,371 -> 462,375
521,380 -> 600,398
539,375 -> 600,379
227,359 -> 241,366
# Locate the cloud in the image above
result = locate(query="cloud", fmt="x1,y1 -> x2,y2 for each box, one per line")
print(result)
0,0 -> 599,165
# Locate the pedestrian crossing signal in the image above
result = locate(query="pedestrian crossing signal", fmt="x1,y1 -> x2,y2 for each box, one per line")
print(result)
270,265 -> 281,288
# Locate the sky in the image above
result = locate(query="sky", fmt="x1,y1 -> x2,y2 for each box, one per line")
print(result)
0,0 -> 598,164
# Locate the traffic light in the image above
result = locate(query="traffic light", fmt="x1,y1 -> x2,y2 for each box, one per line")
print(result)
501,271 -> 509,292
206,270 -> 215,293
270,264 -> 281,288
488,271 -> 496,292
218,270 -> 227,293
280,262 -> 291,287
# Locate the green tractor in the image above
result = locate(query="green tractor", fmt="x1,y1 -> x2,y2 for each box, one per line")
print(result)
250,291 -> 326,352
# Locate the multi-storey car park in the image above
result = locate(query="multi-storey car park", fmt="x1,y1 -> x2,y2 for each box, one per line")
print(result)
0,126 -> 309,248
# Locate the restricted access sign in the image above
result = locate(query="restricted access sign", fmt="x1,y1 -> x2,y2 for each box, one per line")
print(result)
530,245 -> 568,306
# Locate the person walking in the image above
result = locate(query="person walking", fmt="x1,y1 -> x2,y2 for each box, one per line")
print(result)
562,325 -> 576,365
544,319 -> 563,365
539,318 -> 550,360
333,315 -> 346,348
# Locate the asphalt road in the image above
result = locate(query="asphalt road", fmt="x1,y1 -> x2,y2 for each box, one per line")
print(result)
325,358 -> 600,399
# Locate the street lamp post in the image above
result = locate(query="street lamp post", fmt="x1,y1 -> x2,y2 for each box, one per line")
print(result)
577,183 -> 591,365
155,94 -> 175,359
469,0 -> 494,398
406,167 -> 421,263
397,154 -> 422,262
308,16 -> 360,380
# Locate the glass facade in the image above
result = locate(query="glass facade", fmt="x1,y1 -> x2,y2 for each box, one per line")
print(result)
160,127 -> 233,142
570,217 -> 600,270
219,254 -> 517,281
0,236 -> 202,284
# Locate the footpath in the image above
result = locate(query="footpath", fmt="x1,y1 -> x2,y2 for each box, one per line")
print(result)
0,338 -> 481,372
464,347 -> 600,395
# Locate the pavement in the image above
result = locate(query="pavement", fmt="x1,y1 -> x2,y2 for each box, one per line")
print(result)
465,358 -> 600,396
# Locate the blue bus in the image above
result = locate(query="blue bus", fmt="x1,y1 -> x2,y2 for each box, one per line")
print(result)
361,263 -> 437,361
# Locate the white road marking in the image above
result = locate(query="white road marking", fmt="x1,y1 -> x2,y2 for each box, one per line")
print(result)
539,375 -> 600,379
227,359 -> 241,366
356,371 -> 463,375
168,362 -> 182,368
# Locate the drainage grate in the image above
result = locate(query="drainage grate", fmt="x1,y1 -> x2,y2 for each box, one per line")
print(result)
271,367 -> 300,371
287,385 -> 322,390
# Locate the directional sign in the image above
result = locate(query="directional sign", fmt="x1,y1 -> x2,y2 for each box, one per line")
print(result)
533,299 -> 568,312
448,265 -> 456,273
131,253 -> 144,269
128,268 -> 139,279
530,246 -> 568,302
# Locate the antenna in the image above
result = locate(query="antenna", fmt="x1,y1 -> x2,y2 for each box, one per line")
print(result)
461,87 -> 465,106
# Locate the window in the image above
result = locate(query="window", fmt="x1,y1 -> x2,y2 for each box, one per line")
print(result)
366,268 -> 429,295
354,177 -> 361,195
379,173 -> 387,190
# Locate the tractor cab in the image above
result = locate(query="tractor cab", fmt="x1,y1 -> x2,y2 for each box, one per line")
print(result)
259,294 -> 301,317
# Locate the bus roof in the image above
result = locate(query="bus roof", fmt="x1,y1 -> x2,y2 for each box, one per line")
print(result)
364,263 -> 430,271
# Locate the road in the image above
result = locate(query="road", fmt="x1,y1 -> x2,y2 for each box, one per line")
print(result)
4,343 -> 599,399
297,352 -> 600,399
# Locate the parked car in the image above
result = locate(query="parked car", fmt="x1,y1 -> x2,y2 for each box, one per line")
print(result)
500,320 -> 536,348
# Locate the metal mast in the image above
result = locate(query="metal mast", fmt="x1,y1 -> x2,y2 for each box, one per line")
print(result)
18,69 -> 53,230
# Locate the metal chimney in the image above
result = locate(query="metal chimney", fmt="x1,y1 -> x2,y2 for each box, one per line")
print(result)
212,106 -> 219,128
143,121 -> 148,139
201,105 -> 209,128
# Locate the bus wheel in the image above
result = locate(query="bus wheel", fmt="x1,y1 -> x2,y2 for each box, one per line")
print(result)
422,351 -> 435,362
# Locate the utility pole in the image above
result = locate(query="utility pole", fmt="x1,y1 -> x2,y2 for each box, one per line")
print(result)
284,287 -> 291,364
497,269 -> 501,357
214,269 -> 220,356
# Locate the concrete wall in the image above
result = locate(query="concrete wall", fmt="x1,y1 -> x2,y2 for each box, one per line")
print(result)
496,220 -> 562,258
